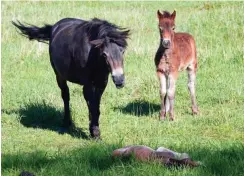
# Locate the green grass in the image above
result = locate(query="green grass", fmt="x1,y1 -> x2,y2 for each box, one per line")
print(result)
2,1 -> 244,176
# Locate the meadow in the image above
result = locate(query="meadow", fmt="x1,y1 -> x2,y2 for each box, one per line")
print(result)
1,1 -> 244,176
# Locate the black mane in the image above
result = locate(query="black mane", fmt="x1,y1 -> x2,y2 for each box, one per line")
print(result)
81,18 -> 130,48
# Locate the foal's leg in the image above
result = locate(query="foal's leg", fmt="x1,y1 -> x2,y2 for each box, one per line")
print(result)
157,72 -> 167,120
168,73 -> 178,121
56,76 -> 72,129
187,65 -> 198,115
83,84 -> 106,138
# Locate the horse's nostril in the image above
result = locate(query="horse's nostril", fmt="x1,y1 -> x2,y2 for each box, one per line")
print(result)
163,40 -> 170,45
112,74 -> 125,89
115,82 -> 124,89
162,39 -> 171,48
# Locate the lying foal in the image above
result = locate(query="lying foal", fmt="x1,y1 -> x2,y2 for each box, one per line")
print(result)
155,10 -> 198,120
112,145 -> 201,167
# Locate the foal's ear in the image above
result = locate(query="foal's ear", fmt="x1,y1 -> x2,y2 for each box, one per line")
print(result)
157,10 -> 163,19
90,39 -> 105,48
171,10 -> 176,20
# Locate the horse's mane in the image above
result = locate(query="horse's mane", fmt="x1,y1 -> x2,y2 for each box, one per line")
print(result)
81,18 -> 130,48
161,11 -> 171,18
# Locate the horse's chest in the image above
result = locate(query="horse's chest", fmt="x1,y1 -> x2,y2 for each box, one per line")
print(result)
67,66 -> 89,85
157,55 -> 179,75
157,58 -> 170,75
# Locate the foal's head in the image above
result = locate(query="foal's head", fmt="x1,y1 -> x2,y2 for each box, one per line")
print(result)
157,10 -> 176,48
90,37 -> 127,88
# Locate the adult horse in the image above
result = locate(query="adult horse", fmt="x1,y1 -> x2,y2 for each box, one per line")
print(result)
155,10 -> 198,121
12,18 -> 130,138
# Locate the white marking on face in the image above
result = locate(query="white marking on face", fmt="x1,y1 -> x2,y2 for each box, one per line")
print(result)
163,38 -> 170,41
112,67 -> 124,76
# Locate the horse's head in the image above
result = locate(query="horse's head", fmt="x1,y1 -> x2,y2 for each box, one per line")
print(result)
90,37 -> 127,89
157,10 -> 176,49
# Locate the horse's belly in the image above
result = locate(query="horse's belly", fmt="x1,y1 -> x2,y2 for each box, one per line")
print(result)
178,57 -> 194,72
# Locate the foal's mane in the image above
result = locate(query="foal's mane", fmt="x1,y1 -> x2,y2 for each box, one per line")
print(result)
82,18 -> 130,48
161,11 -> 171,18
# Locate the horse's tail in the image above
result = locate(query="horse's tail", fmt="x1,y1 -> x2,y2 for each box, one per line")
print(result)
12,21 -> 52,44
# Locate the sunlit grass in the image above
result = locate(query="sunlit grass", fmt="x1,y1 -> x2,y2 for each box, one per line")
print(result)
2,1 -> 244,176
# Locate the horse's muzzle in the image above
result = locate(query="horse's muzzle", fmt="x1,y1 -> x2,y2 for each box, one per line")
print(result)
161,39 -> 171,48
112,74 -> 125,89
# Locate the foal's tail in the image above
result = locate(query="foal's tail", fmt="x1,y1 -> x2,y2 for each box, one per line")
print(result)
12,21 -> 52,43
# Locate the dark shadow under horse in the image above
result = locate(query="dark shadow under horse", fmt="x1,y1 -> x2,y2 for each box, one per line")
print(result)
12,18 -> 130,138
2,101 -> 89,139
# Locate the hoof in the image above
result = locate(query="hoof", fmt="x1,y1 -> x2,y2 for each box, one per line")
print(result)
169,113 -> 174,121
159,116 -> 166,121
159,111 -> 166,121
192,107 -> 199,115
90,126 -> 100,139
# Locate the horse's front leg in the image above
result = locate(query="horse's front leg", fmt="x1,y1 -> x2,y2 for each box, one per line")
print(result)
157,72 -> 167,120
168,72 -> 178,121
83,83 -> 106,139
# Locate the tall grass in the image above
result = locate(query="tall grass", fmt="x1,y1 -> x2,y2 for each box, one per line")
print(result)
2,1 -> 244,176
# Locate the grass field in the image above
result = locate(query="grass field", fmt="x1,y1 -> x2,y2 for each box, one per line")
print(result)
2,1 -> 244,176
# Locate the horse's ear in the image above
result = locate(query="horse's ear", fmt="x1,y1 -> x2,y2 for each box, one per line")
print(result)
90,39 -> 104,48
171,10 -> 176,20
157,10 -> 163,19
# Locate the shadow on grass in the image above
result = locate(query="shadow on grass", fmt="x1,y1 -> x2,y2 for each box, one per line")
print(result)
2,144 -> 133,175
114,100 -> 160,117
3,101 -> 89,139
2,143 -> 244,176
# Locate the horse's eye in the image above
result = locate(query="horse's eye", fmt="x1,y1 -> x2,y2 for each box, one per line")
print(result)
172,26 -> 175,30
159,26 -> 163,31
120,48 -> 125,54
102,52 -> 107,58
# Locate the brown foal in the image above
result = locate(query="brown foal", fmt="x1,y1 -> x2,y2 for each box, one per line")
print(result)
155,10 -> 198,121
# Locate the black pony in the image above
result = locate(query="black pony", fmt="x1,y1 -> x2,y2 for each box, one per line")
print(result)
12,18 -> 130,138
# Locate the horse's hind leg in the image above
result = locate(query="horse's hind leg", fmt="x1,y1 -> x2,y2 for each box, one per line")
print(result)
187,64 -> 198,115
56,75 -> 72,129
